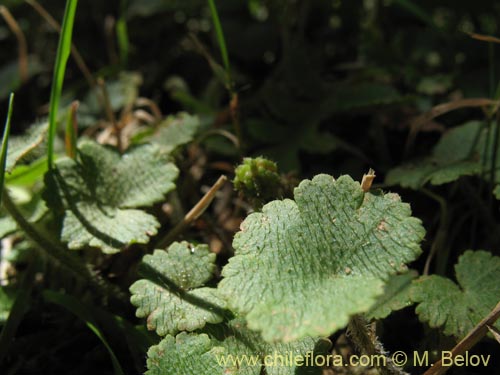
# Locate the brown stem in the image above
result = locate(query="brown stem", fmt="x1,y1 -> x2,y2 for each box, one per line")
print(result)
97,78 -> 122,152
156,175 -> 227,249
361,168 -> 376,192
423,300 -> 500,375
135,97 -> 163,120
0,6 -> 28,83
404,98 -> 498,158
104,15 -> 119,65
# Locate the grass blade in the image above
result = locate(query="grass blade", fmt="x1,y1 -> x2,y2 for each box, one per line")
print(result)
116,0 -> 129,67
207,0 -> 231,82
47,0 -> 78,168
0,93 -> 14,205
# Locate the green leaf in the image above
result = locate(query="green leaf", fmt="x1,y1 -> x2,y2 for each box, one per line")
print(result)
219,174 -> 425,342
146,319 -> 330,375
151,112 -> 200,153
411,250 -> 500,338
130,242 -> 226,336
5,156 -> 48,186
386,121 -> 483,189
44,140 -> 178,253
366,270 -> 418,320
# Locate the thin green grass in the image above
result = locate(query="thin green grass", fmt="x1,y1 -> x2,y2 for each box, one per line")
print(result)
47,0 -> 78,168
116,0 -> 129,67
207,0 -> 231,83
0,93 -> 14,205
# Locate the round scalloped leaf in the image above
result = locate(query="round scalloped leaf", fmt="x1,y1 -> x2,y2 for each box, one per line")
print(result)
44,140 -> 178,253
146,333 -> 230,375
130,242 -> 225,336
219,174 -> 425,342
411,250 -> 500,338
141,242 -> 217,289
62,202 -> 159,252
146,320 -> 329,375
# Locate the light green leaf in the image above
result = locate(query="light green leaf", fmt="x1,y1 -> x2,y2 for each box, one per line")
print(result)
151,112 -> 200,153
386,121 -> 483,189
44,140 -> 178,253
367,270 -> 418,320
219,174 -> 425,342
5,156 -> 48,186
146,320 -> 330,375
411,250 -> 500,338
130,242 -> 225,336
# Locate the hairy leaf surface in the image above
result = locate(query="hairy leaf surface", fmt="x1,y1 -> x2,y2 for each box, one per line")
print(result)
130,242 -> 225,336
44,140 -> 178,253
411,250 -> 500,338
219,174 -> 425,342
146,319 -> 330,375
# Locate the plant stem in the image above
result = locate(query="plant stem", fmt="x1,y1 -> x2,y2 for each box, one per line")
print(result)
156,175 -> 227,249
423,300 -> 500,375
97,77 -> 122,152
420,188 -> 449,276
347,315 -> 408,375
0,93 -> 14,205
26,0 -> 95,88
2,190 -> 126,303
207,0 -> 230,79
0,6 -> 28,83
